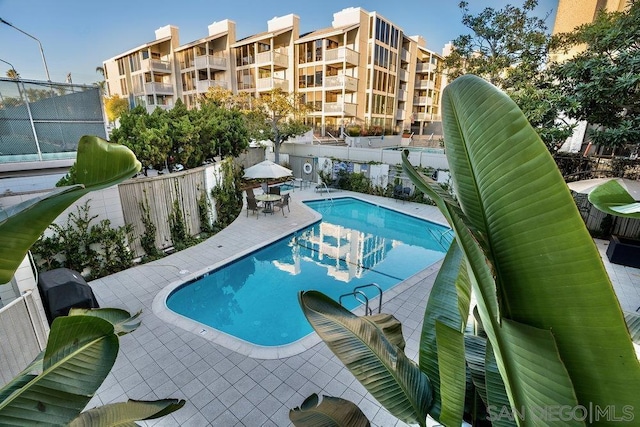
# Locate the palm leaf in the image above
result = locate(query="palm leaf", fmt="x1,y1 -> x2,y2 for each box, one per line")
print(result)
299,291 -> 431,426
69,399 -> 186,427
0,135 -> 141,283
289,394 -> 370,427
365,313 -> 406,350
435,321 -> 466,427
0,315 -> 119,425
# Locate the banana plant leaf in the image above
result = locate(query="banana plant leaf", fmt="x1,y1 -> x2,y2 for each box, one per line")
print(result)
435,321 -> 466,427
419,239 -> 469,421
289,393 -> 370,427
69,308 -> 142,336
299,291 -> 431,426
69,399 -> 186,427
0,135 -> 141,283
0,315 -> 121,425
365,313 -> 406,351
625,311 -> 640,345
588,180 -> 640,217
406,74 -> 640,424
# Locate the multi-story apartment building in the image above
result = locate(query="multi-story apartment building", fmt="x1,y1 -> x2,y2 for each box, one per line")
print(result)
103,7 -> 444,136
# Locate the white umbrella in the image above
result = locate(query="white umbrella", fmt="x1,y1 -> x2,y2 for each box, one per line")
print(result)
243,160 -> 292,180
567,178 -> 640,201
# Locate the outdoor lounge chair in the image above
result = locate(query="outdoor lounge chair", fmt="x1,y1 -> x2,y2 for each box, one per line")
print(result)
274,193 -> 290,215
246,196 -> 260,218
393,185 -> 411,203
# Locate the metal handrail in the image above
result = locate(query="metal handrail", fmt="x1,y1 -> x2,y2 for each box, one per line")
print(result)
318,181 -> 333,202
339,283 -> 383,315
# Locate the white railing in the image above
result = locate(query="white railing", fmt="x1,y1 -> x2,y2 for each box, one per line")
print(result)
144,82 -> 174,94
416,63 -> 436,73
143,58 -> 172,73
146,104 -> 173,114
196,80 -> 229,92
0,291 -> 49,387
399,69 -> 409,82
400,49 -> 409,62
325,47 -> 359,65
195,55 -> 227,69
257,77 -> 288,91
414,96 -> 433,106
324,75 -> 358,92
415,80 -> 435,90
324,102 -> 357,116
256,50 -> 288,68
398,89 -> 407,101
396,110 -> 406,120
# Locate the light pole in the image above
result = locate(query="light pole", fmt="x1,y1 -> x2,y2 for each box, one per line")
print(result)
0,17 -> 51,82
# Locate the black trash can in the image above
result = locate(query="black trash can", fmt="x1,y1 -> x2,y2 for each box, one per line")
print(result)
37,268 -> 100,325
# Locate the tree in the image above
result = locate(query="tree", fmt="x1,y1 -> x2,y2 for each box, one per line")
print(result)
6,68 -> 19,79
247,88 -> 312,163
550,2 -> 640,149
443,0 -> 573,149
194,98 -> 250,161
110,106 -> 172,173
293,76 -> 640,426
104,94 -> 129,124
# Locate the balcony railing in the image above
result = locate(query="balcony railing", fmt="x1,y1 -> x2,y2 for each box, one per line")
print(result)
400,49 -> 409,62
398,69 -> 409,82
257,77 -> 288,91
396,110 -> 406,120
413,96 -> 434,106
416,63 -> 436,73
324,102 -> 357,116
256,50 -> 288,69
195,55 -> 227,70
146,104 -> 172,114
196,80 -> 229,92
142,58 -> 172,74
144,82 -> 174,94
325,47 -> 359,66
324,75 -> 358,92
398,89 -> 407,101
415,80 -> 435,90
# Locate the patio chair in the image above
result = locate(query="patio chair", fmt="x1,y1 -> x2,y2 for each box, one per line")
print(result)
246,196 -> 260,218
246,187 -> 256,198
274,193 -> 290,215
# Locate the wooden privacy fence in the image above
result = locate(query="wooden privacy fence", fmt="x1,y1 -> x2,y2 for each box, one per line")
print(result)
573,192 -> 640,239
118,168 -> 208,258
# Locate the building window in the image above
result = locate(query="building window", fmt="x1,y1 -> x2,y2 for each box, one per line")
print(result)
119,79 -> 128,95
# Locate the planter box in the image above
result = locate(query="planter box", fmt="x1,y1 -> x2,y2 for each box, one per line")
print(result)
606,235 -> 640,268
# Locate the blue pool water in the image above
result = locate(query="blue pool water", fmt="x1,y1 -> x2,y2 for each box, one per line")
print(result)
166,198 -> 450,346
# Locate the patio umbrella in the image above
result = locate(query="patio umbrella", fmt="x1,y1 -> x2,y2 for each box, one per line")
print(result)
567,178 -> 640,201
243,160 -> 292,180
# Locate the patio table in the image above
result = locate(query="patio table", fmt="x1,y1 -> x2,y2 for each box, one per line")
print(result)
255,193 -> 281,214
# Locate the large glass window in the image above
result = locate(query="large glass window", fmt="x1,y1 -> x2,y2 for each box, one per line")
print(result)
315,40 -> 323,61
235,45 -> 255,66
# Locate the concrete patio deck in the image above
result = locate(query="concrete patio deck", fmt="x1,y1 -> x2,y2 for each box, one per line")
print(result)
87,185 -> 640,426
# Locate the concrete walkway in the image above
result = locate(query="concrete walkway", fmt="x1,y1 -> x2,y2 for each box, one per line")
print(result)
88,185 -> 640,426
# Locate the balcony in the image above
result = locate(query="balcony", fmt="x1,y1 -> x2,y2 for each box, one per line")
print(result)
145,104 -> 172,114
398,89 -> 407,101
196,80 -> 229,92
396,110 -> 406,120
416,62 -> 436,73
195,55 -> 227,70
415,80 -> 435,90
144,82 -> 174,94
325,47 -> 359,67
324,102 -> 357,116
413,96 -> 433,106
400,49 -> 409,63
414,112 -> 437,122
142,59 -> 172,74
256,49 -> 288,70
324,75 -> 358,92
257,77 -> 289,91
398,69 -> 409,82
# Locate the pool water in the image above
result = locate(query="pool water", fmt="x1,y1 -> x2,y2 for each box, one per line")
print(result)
166,197 -> 449,346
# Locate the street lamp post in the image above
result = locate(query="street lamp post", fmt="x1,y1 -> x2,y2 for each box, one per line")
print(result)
0,17 -> 51,82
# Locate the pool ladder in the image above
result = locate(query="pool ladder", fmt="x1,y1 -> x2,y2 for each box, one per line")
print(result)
429,228 -> 454,249
339,283 -> 383,315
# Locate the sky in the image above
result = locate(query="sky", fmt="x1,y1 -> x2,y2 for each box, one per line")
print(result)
0,0 -> 558,85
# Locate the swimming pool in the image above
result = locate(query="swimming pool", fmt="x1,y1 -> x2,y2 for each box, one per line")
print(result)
165,197 -> 449,349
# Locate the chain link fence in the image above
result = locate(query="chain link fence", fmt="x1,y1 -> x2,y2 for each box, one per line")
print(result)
0,78 -> 106,164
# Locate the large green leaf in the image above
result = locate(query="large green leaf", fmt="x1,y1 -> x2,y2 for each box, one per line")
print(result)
365,313 -> 406,351
289,394 -> 370,427
0,315 -> 119,425
299,291 -> 431,426
588,180 -> 640,217
69,399 -> 186,427
69,308 -> 142,336
406,74 -> 640,425
624,311 -> 640,345
419,239 -> 469,420
0,135 -> 141,283
435,321 -> 466,427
